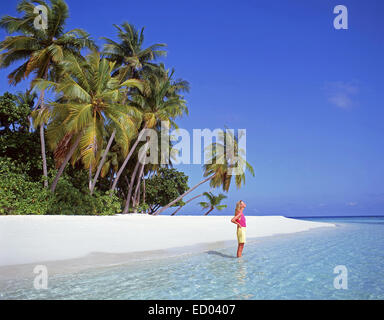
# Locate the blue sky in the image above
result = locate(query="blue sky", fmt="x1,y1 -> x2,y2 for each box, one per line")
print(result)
1,0 -> 383,216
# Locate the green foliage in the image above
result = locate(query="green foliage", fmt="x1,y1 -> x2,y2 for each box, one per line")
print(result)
0,0 -> 96,85
135,202 -> 149,213
204,129 -> 255,191
199,191 -> 227,215
102,22 -> 167,80
52,176 -> 121,215
0,92 -> 53,181
0,130 -> 53,181
34,51 -> 143,171
0,157 -> 53,214
0,157 -> 121,215
0,91 -> 31,132
145,167 -> 189,213
0,1 -> 212,216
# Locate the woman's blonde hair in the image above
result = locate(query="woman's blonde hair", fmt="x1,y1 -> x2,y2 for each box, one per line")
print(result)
235,200 -> 244,214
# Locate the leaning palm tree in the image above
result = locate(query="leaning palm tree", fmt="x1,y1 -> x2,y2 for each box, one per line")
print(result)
102,22 -> 167,81
171,193 -> 203,216
199,192 -> 227,215
122,122 -> 180,214
0,0 -> 96,187
89,119 -> 137,195
110,64 -> 189,193
154,129 -> 255,215
121,141 -> 147,214
34,51 -> 143,192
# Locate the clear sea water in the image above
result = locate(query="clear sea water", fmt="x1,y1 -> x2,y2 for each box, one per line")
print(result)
1,216 -> 384,300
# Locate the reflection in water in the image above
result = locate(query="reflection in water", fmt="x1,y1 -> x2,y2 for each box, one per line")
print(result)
206,250 -> 236,259
236,258 -> 247,285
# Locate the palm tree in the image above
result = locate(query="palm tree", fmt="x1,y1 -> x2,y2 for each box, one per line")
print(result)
199,192 -> 227,215
122,120 -> 178,213
16,89 -> 37,130
100,23 -> 167,194
171,193 -> 203,216
30,93 -> 51,187
0,0 -> 96,187
96,129 -> 120,183
154,129 -> 255,215
88,80 -> 143,195
110,64 -> 189,193
34,51 -> 143,192
122,142 -> 148,214
16,90 -> 37,110
102,22 -> 167,81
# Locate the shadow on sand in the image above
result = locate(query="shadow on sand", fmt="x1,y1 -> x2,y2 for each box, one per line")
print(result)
206,250 -> 236,259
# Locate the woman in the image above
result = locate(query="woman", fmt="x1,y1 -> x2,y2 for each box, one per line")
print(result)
231,200 -> 247,258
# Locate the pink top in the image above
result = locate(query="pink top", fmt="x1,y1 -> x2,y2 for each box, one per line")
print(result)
237,211 -> 246,227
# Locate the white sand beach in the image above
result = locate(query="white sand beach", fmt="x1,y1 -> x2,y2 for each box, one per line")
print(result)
0,215 -> 334,268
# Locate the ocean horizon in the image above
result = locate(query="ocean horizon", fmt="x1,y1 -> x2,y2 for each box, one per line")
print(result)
162,212 -> 384,218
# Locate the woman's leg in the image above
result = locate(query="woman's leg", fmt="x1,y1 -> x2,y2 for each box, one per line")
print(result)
237,243 -> 244,258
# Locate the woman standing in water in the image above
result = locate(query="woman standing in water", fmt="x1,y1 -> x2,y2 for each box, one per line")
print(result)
231,200 -> 247,258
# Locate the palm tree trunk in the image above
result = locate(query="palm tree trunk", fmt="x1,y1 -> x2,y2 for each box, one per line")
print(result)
142,174 -> 146,205
50,134 -> 82,193
90,129 -> 116,195
149,204 -> 160,215
110,126 -> 146,194
171,193 -> 203,216
204,207 -> 214,216
136,177 -> 141,207
135,173 -> 144,208
40,124 -> 48,188
37,65 -> 50,188
122,160 -> 141,214
109,174 -> 114,189
88,163 -> 92,190
154,174 -> 216,215
124,176 -> 130,188
35,87 -> 48,188
133,162 -> 145,207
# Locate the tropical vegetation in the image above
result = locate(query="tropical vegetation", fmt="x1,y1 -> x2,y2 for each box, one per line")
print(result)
198,192 -> 227,216
0,0 -> 254,215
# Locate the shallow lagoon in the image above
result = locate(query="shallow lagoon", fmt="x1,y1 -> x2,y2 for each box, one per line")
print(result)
2,217 -> 383,299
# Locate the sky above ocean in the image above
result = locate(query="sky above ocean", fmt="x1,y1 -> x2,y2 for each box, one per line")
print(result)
1,0 -> 383,216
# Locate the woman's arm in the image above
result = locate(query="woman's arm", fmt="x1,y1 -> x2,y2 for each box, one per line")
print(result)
231,212 -> 242,227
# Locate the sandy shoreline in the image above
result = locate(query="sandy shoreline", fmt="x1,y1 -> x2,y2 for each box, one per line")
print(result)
0,215 -> 334,271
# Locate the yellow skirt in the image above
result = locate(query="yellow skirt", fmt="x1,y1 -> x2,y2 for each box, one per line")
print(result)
237,227 -> 246,244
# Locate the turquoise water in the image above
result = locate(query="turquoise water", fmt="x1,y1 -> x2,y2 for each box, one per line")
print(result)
1,217 -> 384,299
